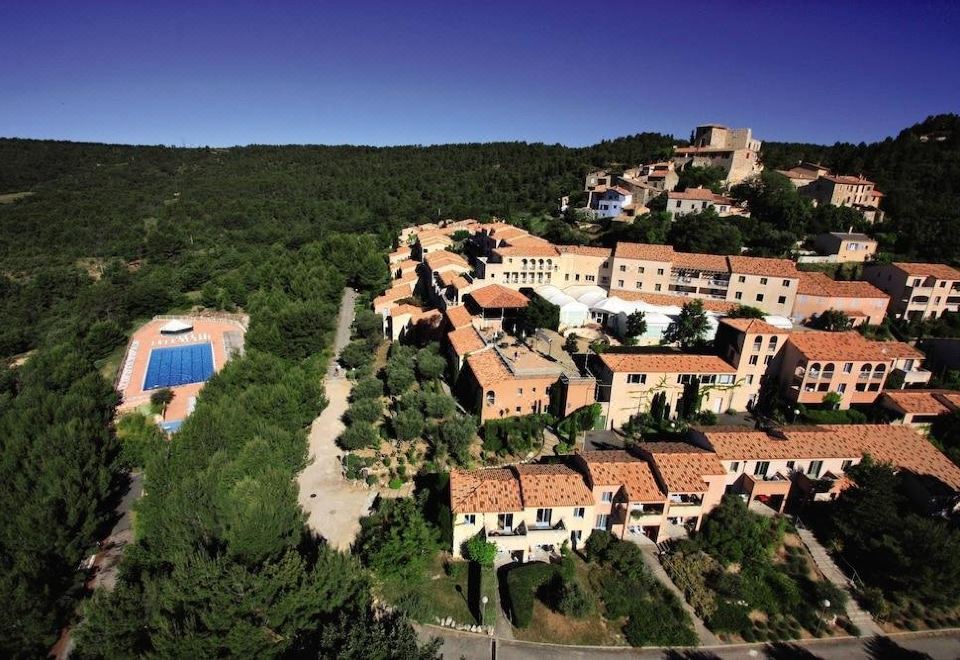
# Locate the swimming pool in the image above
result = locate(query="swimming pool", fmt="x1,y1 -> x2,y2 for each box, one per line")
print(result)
143,343 -> 215,390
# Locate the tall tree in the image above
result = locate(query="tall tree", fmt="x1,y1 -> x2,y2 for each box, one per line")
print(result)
663,300 -> 711,349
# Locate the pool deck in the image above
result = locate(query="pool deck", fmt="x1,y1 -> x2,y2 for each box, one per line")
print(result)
115,314 -> 246,425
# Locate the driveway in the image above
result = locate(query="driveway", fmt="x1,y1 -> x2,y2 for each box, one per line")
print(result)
296,288 -> 375,550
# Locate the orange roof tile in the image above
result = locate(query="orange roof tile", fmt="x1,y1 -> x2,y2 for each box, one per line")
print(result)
450,468 -> 523,513
493,244 -> 562,258
880,390 -> 955,416
506,234 -> 554,248
514,464 -> 594,507
673,251 -> 730,271
614,242 -> 675,262
642,443 -> 726,493
668,187 -> 734,204
894,262 -> 960,281
822,174 -> 876,186
787,330 -> 922,362
579,450 -> 665,502
424,250 -> 469,270
468,284 -> 530,309
599,352 -> 736,374
796,271 -> 889,299
445,305 -> 474,329
727,255 -> 798,279
608,289 -> 736,313
556,245 -> 613,258
394,259 -> 420,273
719,317 -> 787,335
447,326 -> 486,356
464,350 -> 512,388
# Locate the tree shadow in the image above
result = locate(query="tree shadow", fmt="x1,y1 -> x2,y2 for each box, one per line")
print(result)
864,635 -> 932,659
763,642 -> 820,659
663,651 -> 721,659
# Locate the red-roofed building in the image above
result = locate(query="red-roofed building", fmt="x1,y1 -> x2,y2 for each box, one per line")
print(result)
798,172 -> 884,223
667,186 -> 741,218
864,261 -> 960,321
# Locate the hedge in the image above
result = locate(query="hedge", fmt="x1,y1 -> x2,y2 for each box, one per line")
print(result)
504,562 -> 560,628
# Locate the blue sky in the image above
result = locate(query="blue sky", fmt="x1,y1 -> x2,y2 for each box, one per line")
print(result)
1,0 -> 957,147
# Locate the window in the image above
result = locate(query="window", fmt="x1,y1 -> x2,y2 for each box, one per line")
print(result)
618,279 -> 624,288
729,461 -> 740,473
753,337 -> 763,351
635,282 -> 643,289
842,460 -> 853,470
515,406 -> 521,412
763,355 -> 772,365
571,530 -> 582,545
782,279 -> 791,287
517,388 -> 523,395
735,291 -> 743,300
786,460 -> 795,470
754,461 -> 770,477
619,265 -> 626,272
843,362 -> 853,373
497,513 -> 514,531
485,391 -> 496,405
738,275 -> 746,283
769,336 -> 779,350
808,461 -> 823,478
655,284 -> 662,291
717,375 -> 735,384
837,384 -> 846,393
778,296 -> 786,305
585,275 -> 595,282
755,294 -> 764,302
760,277 -> 768,285
749,355 -> 758,365
627,374 -> 646,384
601,491 -> 613,503
601,276 -> 608,284
595,514 -> 609,529
535,508 -> 552,526
639,266 -> 645,274
464,514 -> 476,525
573,507 -> 585,519
675,200 -> 682,208
747,375 -> 755,384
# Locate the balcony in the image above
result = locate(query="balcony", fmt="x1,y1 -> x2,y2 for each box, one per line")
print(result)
894,367 -> 932,386
668,494 -> 703,507
487,522 -> 527,538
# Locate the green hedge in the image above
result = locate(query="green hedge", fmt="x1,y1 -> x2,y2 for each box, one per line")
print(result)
504,562 -> 559,628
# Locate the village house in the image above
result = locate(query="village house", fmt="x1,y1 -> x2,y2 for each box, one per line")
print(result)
879,389 -> 960,426
672,124 -> 763,184
812,231 -> 878,263
799,174 -> 884,223
779,330 -> 929,410
666,186 -> 741,219
792,272 -> 889,326
863,261 -> 960,321
714,317 -> 791,411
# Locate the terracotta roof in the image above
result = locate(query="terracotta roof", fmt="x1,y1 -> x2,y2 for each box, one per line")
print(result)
668,187 -> 734,204
614,242 -> 676,262
439,270 -> 468,287
394,259 -> 420,273
485,224 -> 530,240
719,317 -> 786,335
787,331 -> 922,362
605,186 -> 632,196
578,450 -> 665,502
556,245 -> 613,258
374,284 -> 414,308
796,272 -> 889,299
642,443 -> 726,493
777,168 -> 818,180
673,251 -> 730,272
445,305 -> 474,329
599,352 -> 736,374
450,468 -> 523,513
464,350 -> 512,388
507,234 -> 554,248
608,289 -> 736,313
728,255 -> 798,279
389,304 -> 423,318
417,231 -> 454,246
424,250 -> 469,270
893,262 -> 960,281
880,390 -> 955,416
702,425 -> 960,491
468,284 -> 530,309
822,174 -> 875,186
447,325 -> 486,356
390,246 -> 412,259
514,464 -> 594,507
493,245 -> 561,258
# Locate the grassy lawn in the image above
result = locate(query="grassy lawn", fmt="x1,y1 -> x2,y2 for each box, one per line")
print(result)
510,555 -> 626,646
96,342 -> 128,382
380,553 -> 493,626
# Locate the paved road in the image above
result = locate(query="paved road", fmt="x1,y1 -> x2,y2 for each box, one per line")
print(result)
422,625 -> 960,659
296,288 -> 374,550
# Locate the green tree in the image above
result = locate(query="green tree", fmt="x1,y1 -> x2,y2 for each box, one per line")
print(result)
727,305 -> 766,319
696,495 -> 784,566
339,422 -> 381,450
356,497 -> 440,583
346,397 -> 383,424
393,408 -> 424,441
625,310 -> 647,339
677,165 -> 726,193
437,415 -> 477,465
386,362 -> 416,395
150,387 -> 174,413
516,295 -> 559,336
354,309 -> 385,341
464,534 -> 497,566
563,333 -> 579,355
415,345 -> 447,382
811,309 -> 853,332
668,211 -> 743,255
663,299 -> 711,349
340,339 -> 374,370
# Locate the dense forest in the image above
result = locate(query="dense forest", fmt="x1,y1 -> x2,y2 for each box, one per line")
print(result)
1,115 -> 959,655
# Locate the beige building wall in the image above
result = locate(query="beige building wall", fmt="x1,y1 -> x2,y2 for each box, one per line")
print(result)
864,264 -> 960,321
452,505 -> 596,559
608,255 -> 673,294
778,342 -> 889,409
725,273 -> 797,317
791,293 -> 888,326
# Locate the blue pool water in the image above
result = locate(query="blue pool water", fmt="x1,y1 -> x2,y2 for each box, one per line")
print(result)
143,343 -> 215,390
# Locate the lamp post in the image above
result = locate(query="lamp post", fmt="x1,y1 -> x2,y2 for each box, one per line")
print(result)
481,595 -> 489,628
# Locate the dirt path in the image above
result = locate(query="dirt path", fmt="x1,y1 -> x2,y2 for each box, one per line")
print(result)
296,288 -> 375,551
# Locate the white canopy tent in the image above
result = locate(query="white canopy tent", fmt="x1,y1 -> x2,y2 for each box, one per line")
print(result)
535,285 -> 591,328
160,319 -> 193,334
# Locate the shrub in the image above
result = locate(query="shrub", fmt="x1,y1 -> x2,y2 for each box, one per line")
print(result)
393,408 -> 424,442
415,346 -> 447,382
584,529 -> 613,563
346,397 -> 383,424
422,392 -> 455,419
339,423 -> 380,450
365,474 -> 378,486
116,412 -> 166,469
340,340 -> 374,370
388,477 -> 403,489
708,599 -> 751,634
504,563 -> 559,628
352,377 -> 384,401
624,597 -> 699,647
557,580 -> 592,618
661,551 -> 719,619
464,535 -> 497,567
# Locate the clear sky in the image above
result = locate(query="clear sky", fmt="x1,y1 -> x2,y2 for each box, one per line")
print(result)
1,0 -> 958,147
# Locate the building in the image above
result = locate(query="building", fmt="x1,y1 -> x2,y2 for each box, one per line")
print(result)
812,231 -> 878,263
879,389 -> 960,426
694,424 -> 960,514
792,272 -> 889,326
779,330 -> 929,409
863,262 -> 960,321
592,186 -> 633,219
672,124 -> 763,184
464,284 -> 530,331
666,186 -> 740,219
798,174 -> 884,223
591,351 -> 743,429
776,162 -> 831,188
635,443 -> 727,534
715,317 -> 790,410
